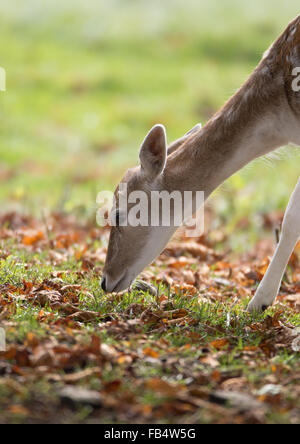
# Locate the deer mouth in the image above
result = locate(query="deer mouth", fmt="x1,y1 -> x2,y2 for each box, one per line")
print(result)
102,271 -> 133,293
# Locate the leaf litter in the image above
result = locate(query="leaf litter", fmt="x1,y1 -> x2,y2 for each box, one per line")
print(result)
0,211 -> 299,424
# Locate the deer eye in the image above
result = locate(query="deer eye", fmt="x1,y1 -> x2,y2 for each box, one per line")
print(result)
110,209 -> 122,227
115,210 -> 120,226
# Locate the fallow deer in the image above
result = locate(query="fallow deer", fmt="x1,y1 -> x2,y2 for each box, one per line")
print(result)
101,15 -> 300,312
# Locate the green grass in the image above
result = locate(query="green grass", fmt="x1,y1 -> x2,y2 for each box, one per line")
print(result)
0,227 -> 299,423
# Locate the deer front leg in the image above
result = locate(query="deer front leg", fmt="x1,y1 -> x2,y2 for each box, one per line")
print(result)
248,179 -> 300,312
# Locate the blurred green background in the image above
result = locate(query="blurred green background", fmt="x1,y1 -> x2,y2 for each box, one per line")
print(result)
0,0 -> 299,249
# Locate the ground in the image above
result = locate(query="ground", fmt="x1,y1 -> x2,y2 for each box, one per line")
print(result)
0,0 -> 300,424
0,211 -> 299,424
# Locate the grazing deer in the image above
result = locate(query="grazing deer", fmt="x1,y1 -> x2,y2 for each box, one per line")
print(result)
102,15 -> 300,312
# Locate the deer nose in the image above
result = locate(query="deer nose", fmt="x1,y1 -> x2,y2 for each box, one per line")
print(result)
101,276 -> 107,292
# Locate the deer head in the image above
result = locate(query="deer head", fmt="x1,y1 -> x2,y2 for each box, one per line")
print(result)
101,123 -> 201,293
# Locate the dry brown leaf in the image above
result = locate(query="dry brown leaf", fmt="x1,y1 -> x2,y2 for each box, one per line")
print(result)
209,338 -> 230,350
22,230 -> 44,246
143,347 -> 160,359
68,311 -> 100,322
63,368 -> 101,383
145,378 -> 183,397
200,355 -> 220,368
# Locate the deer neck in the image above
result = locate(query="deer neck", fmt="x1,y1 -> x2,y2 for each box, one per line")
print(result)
163,66 -> 295,199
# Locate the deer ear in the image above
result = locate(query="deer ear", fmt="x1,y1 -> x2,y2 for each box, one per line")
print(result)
168,123 -> 202,155
139,125 -> 167,178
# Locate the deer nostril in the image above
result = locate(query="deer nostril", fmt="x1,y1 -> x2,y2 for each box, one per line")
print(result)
101,277 -> 107,292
